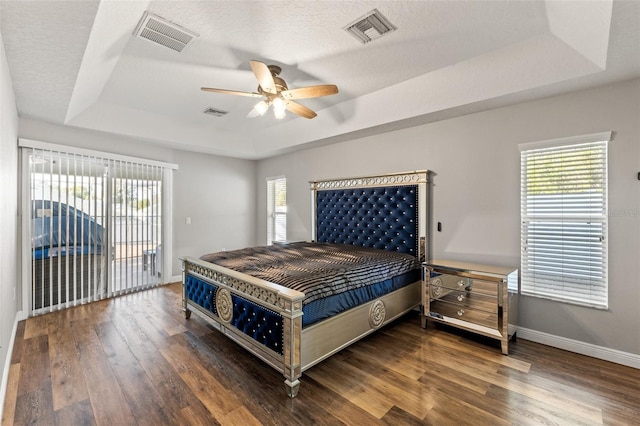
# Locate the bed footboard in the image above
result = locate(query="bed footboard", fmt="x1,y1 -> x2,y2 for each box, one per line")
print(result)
181,256 -> 304,397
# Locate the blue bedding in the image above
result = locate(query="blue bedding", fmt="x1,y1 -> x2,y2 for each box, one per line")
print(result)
302,268 -> 419,326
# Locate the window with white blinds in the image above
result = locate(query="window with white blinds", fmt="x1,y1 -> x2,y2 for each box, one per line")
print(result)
267,177 -> 286,245
520,132 -> 610,308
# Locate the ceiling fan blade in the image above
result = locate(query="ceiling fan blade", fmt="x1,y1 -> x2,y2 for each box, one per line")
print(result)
280,85 -> 338,100
250,60 -> 277,94
201,87 -> 262,98
285,100 -> 317,119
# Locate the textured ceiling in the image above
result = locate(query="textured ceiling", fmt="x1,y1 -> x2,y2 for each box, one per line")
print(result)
1,0 -> 639,159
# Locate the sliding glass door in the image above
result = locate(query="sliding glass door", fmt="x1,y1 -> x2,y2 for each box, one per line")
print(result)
111,165 -> 163,294
24,147 -> 164,314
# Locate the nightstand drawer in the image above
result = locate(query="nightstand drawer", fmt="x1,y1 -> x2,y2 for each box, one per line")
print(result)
429,287 -> 498,314
428,300 -> 498,329
430,274 -> 498,297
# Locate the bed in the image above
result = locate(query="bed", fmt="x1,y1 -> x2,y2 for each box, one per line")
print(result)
180,170 -> 430,397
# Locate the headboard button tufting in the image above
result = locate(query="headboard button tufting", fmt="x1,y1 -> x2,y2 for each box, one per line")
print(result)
316,185 -> 419,255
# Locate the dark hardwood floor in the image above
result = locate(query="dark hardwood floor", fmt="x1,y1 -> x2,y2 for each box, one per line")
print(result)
3,283 -> 639,425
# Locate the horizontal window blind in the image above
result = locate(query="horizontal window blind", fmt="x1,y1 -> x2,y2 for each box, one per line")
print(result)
267,177 -> 286,245
520,138 -> 608,308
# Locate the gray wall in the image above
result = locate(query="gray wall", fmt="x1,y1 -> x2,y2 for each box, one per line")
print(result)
18,119 -> 257,279
171,149 -> 256,274
256,78 -> 640,356
0,30 -> 19,409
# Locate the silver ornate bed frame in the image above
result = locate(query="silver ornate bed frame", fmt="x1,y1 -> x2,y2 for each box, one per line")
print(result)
181,170 -> 429,397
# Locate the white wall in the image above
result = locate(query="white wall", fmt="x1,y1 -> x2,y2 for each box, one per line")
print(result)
0,29 -> 19,417
18,119 -> 257,279
256,78 -> 640,357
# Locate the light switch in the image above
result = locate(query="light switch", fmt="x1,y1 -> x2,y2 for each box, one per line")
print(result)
185,216 -> 191,225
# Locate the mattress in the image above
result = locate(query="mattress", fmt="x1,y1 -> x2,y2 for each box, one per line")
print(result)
199,242 -> 420,326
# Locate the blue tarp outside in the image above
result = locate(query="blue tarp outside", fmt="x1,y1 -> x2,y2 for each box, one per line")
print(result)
32,200 -> 105,259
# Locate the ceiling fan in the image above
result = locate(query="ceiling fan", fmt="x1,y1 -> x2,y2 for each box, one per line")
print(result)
201,60 -> 338,119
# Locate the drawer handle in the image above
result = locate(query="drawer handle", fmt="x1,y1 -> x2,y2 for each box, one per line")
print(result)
457,294 -> 465,302
457,280 -> 465,287
457,309 -> 465,317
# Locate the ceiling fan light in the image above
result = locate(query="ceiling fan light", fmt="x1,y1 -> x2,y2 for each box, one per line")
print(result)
253,100 -> 269,116
274,108 -> 286,120
272,97 -> 286,119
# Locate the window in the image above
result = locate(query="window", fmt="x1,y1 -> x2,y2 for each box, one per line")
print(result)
267,176 -> 286,244
520,132 -> 610,308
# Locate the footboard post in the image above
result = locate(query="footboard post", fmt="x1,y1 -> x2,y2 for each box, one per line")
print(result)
181,259 -> 191,319
283,298 -> 303,398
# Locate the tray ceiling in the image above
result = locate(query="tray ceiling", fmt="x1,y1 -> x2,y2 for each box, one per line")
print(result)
1,0 -> 639,159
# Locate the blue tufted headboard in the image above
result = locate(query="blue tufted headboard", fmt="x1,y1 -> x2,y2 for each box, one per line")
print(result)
310,171 -> 429,262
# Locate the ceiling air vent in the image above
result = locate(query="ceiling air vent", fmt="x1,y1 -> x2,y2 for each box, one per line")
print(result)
134,11 -> 199,52
203,107 -> 229,117
344,9 -> 397,44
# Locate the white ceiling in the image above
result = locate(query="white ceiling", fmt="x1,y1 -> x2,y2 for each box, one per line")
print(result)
1,0 -> 639,159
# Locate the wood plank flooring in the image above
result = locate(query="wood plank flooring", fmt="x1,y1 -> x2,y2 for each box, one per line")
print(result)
3,283 -> 639,425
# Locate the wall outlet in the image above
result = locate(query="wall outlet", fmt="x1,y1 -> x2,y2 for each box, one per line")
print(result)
185,216 -> 191,225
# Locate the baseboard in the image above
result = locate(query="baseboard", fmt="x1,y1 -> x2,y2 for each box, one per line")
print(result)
167,275 -> 181,284
16,310 -> 27,322
0,312 -> 22,423
517,326 -> 640,369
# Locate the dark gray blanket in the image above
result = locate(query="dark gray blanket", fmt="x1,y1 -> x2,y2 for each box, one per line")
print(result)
200,242 -> 420,305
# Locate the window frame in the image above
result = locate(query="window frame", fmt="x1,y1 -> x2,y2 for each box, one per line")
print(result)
519,132 -> 611,309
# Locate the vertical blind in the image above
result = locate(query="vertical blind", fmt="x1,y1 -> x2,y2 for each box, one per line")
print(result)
520,136 -> 609,308
267,176 -> 286,244
26,147 -> 164,314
